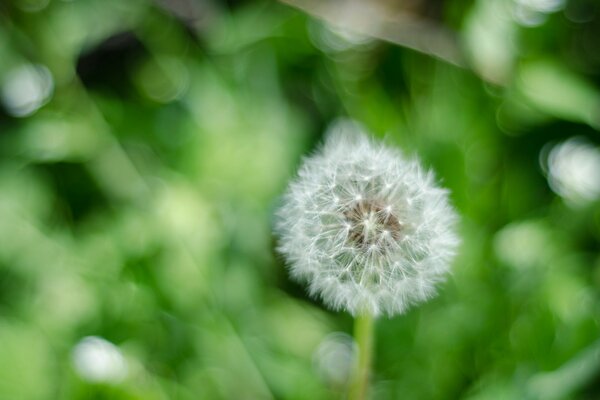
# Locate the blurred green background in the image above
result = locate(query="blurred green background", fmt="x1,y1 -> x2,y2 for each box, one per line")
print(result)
1,0 -> 600,399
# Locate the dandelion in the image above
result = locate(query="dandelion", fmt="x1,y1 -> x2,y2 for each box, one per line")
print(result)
275,120 -> 460,399
275,121 -> 459,317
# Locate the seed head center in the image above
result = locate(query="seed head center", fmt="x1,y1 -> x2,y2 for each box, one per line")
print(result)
344,200 -> 402,249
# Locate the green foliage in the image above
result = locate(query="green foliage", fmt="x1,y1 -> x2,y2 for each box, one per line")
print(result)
0,0 -> 599,398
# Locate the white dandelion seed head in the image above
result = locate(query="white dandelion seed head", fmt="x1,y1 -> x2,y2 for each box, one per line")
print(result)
275,121 -> 459,317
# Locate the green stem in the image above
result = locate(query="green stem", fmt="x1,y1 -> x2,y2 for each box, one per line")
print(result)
349,313 -> 375,400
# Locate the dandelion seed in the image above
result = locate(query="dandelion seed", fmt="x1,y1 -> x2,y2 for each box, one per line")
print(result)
275,121 -> 459,317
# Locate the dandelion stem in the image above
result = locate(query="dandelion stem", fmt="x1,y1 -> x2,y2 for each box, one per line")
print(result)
349,313 -> 374,400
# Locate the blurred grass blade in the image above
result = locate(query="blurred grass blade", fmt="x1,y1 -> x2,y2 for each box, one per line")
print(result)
280,0 -> 465,67
527,339 -> 600,399
518,59 -> 600,130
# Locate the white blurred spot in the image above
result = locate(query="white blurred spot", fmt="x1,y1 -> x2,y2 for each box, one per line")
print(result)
521,0 -> 564,13
1,64 -> 53,117
72,336 -> 127,383
542,137 -> 600,206
513,0 -> 565,26
513,4 -> 548,26
494,220 -> 551,269
313,332 -> 356,386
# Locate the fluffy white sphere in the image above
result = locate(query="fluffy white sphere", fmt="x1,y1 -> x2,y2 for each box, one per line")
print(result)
275,122 -> 459,317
